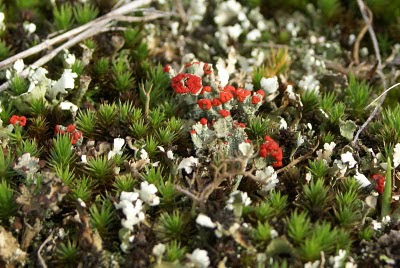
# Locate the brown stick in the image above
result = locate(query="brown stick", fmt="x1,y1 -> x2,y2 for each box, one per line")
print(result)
353,23 -> 369,65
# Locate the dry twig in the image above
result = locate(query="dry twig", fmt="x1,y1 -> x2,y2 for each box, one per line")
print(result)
276,141 -> 319,174
174,0 -> 188,23
352,6 -> 372,65
179,141 -> 319,205
0,0 -> 172,92
352,0 -> 387,146
37,231 -> 54,268
0,0 -> 152,70
366,82 -> 400,108
175,185 -> 202,203
199,156 -> 271,202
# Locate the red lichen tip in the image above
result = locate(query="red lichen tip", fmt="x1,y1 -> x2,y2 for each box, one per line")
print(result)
9,115 -> 27,127
372,174 -> 385,194
218,109 -> 230,118
259,136 -> 283,168
197,99 -> 212,110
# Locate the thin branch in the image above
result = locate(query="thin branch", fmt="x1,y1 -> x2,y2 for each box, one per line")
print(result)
0,2 -> 167,92
175,185 -> 202,203
37,231 -> 54,268
352,0 -> 387,146
32,21 -> 110,69
323,59 -> 349,75
357,0 -> 382,69
174,0 -> 188,23
194,147 -> 320,204
199,157 -> 263,201
115,12 -> 173,22
0,23 -> 99,70
100,10 -> 173,32
353,23 -> 369,65
0,0 -> 152,70
352,2 -> 373,65
366,82 -> 400,109
46,29 -> 66,39
276,141 -> 319,174
199,160 -> 238,201
101,27 -> 128,33
352,74 -> 387,146
0,21 -> 110,92
113,0 -> 126,9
